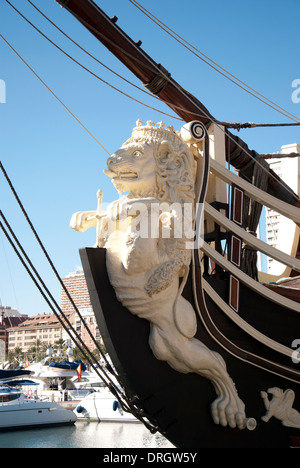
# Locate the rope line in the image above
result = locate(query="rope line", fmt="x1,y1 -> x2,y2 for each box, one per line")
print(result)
3,2 -> 300,203
0,33 -> 111,156
0,162 -> 112,373
10,0 -> 213,122
26,0 -> 156,100
0,213 -> 117,391
0,216 -> 139,416
83,0 -> 300,201
129,0 -> 300,124
0,163 -> 157,431
29,0 -> 300,134
221,121 -> 300,130
5,1 -> 181,121
22,1 -> 300,130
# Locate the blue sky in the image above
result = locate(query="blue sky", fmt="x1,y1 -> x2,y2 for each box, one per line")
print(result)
0,0 -> 299,316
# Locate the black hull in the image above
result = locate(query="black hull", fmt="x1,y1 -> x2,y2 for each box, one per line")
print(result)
81,247 -> 300,448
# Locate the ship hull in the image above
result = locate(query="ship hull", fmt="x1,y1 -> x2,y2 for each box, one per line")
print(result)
80,247 -> 300,448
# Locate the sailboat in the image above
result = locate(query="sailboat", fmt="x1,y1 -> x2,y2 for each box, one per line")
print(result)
2,0 -> 300,448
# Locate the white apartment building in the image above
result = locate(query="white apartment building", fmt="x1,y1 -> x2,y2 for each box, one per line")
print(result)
61,268 -> 92,315
7,268 -> 102,354
266,143 -> 300,276
61,269 -> 102,351
71,307 -> 103,352
8,313 -> 66,352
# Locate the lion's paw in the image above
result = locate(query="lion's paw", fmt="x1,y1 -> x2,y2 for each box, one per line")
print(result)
210,394 -> 246,430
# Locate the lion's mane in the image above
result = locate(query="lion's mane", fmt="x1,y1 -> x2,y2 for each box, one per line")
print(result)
123,134 -> 196,204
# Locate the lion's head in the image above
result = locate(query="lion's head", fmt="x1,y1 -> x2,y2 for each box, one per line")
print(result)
104,120 -> 196,204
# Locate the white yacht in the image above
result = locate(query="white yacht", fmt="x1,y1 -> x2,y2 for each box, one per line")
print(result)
0,386 -> 77,430
25,351 -> 139,422
74,388 -> 139,423
24,351 -> 91,409
71,364 -> 139,422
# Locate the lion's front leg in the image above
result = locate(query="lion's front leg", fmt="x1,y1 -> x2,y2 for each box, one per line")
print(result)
190,345 -> 247,430
70,210 -> 98,232
152,329 -> 247,430
209,368 -> 246,429
189,347 -> 247,430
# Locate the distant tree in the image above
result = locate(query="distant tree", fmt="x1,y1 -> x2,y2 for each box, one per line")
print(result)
92,343 -> 107,363
72,346 -> 86,363
7,339 -> 107,369
54,339 -> 66,349
7,347 -> 24,368
71,343 -> 106,367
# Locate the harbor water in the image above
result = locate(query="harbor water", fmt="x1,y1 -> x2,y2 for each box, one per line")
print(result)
0,420 -> 175,449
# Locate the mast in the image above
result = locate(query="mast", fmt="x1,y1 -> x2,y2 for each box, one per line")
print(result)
56,0 -> 299,207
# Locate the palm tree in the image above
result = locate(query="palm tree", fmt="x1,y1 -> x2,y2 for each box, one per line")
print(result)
72,346 -> 86,362
7,347 -> 24,368
54,339 -> 66,349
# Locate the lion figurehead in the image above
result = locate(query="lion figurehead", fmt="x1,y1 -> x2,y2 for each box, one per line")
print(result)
104,120 -> 197,204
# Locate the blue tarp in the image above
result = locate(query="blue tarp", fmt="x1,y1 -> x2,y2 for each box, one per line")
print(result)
0,379 -> 39,386
48,359 -> 86,372
0,369 -> 31,381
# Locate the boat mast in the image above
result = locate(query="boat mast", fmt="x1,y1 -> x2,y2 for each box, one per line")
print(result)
56,0 -> 299,207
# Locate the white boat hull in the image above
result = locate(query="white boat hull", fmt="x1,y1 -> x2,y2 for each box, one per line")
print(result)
74,391 -> 139,423
0,399 -> 77,430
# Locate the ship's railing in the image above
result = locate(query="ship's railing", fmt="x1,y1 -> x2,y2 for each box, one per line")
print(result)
209,158 -> 300,224
201,240 -> 300,313
204,202 -> 300,274
201,157 -> 300,314
183,122 -> 300,375
201,278 -> 296,359
192,151 -> 300,369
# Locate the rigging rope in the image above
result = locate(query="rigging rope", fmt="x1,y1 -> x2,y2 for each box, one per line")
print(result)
0,217 -> 137,414
220,121 -> 300,130
80,0 -> 300,203
3,2 -> 300,204
0,163 -> 158,432
10,0 -> 215,122
26,0 -> 155,100
30,0 -> 298,132
0,162 -> 113,376
5,1 -> 181,122
25,0 -> 300,132
0,34 -> 111,156
1,0 -> 299,428
129,0 -> 300,125
0,215 -> 118,393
